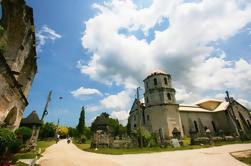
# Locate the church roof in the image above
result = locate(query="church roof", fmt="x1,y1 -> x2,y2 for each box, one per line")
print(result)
179,99 -> 229,113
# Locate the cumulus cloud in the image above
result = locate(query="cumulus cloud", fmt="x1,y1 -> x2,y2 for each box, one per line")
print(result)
71,86 -> 102,99
36,25 -> 62,52
79,0 -> 251,105
111,110 -> 129,125
89,89 -> 134,124
100,89 -> 133,125
100,90 -> 133,111
85,105 -> 102,112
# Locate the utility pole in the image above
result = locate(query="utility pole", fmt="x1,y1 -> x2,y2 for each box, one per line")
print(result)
137,87 -> 143,148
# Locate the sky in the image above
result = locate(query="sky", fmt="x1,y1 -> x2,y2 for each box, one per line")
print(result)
24,0 -> 251,127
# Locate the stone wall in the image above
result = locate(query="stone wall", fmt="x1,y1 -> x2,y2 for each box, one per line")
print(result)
0,0 -> 37,131
144,104 -> 183,138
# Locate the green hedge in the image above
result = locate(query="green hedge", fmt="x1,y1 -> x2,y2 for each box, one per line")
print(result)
0,128 -> 21,156
15,127 -> 32,144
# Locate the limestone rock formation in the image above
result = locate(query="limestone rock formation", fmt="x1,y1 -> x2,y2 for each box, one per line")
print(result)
0,0 -> 37,130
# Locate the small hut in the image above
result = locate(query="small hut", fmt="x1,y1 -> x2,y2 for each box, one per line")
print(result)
91,114 -> 111,148
20,111 -> 42,146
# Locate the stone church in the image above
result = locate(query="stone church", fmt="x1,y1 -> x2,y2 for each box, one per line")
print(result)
129,71 -> 251,138
0,0 -> 37,130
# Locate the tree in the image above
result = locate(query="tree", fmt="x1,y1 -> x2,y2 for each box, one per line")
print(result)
15,127 -> 32,144
76,106 -> 85,135
58,126 -> 69,138
39,122 -> 56,139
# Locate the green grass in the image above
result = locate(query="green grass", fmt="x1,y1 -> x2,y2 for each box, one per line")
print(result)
74,140 -> 251,155
235,157 -> 251,165
14,140 -> 55,162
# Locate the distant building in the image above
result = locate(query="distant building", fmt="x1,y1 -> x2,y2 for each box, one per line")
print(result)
129,70 -> 251,138
0,0 -> 37,130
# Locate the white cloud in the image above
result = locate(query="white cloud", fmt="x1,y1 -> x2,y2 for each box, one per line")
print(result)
111,110 -> 129,125
238,98 -> 251,109
36,25 -> 62,52
191,57 -> 251,91
100,89 -> 133,111
85,105 -> 101,112
79,0 -> 251,105
71,86 -> 102,99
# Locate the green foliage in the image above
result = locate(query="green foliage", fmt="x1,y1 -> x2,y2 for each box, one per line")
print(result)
15,127 -> 32,144
57,126 -> 69,138
136,127 -> 157,147
39,122 -> 56,139
68,127 -> 78,137
0,128 -> 21,156
126,119 -> 131,135
84,127 -> 91,139
76,107 -> 85,135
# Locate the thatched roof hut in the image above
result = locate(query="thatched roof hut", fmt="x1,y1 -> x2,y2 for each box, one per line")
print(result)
20,111 -> 42,127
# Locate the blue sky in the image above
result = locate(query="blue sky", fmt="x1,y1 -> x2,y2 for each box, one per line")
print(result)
24,0 -> 251,127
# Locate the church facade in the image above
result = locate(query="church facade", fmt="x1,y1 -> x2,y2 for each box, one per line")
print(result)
129,71 -> 251,138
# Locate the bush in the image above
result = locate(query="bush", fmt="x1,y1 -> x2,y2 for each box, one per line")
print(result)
0,128 -> 21,156
0,128 -> 21,166
15,127 -> 32,144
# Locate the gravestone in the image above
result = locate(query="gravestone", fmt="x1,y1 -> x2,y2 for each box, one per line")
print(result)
171,138 -> 180,148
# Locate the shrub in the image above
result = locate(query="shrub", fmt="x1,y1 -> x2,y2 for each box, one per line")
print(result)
0,128 -> 21,155
15,127 -> 32,144
0,128 -> 21,166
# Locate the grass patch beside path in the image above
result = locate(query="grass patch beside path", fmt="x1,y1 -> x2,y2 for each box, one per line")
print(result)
74,140 -> 251,155
14,140 -> 55,164
231,149 -> 251,166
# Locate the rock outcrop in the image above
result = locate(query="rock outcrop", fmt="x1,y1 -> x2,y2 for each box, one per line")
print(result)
0,0 -> 37,130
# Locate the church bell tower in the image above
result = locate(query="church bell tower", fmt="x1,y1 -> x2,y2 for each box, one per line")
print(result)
144,71 -> 176,107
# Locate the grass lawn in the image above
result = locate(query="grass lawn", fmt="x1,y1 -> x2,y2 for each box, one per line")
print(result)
231,150 -> 251,165
235,157 -> 251,165
74,139 -> 251,155
14,140 -> 55,165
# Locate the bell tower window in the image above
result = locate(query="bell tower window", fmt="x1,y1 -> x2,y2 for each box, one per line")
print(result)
164,77 -> 168,85
167,93 -> 171,100
154,78 -> 157,85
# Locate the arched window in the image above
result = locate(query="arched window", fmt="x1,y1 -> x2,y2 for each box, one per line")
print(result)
194,120 -> 199,132
146,82 -> 149,88
164,77 -> 168,85
167,93 -> 171,100
154,78 -> 157,85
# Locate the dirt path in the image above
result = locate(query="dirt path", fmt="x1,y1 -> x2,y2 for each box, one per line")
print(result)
37,140 -> 251,166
